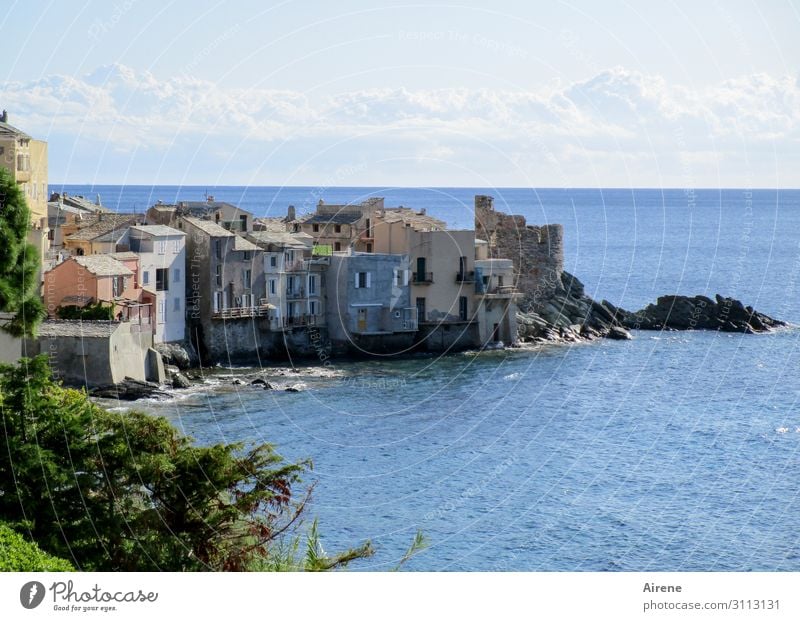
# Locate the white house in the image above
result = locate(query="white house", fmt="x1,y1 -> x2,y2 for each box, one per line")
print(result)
128,224 -> 187,343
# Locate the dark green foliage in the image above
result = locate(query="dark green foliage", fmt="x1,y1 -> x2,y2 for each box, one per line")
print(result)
0,167 -> 44,337
55,302 -> 114,320
0,356 -> 371,571
0,522 -> 74,571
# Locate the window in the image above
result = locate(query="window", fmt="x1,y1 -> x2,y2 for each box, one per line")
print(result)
354,272 -> 370,289
156,268 -> 169,291
312,224 -> 320,233
174,297 -> 181,312
215,264 -> 222,287
269,279 -> 277,295
173,239 -> 180,253
286,276 -> 294,294
365,218 -> 371,237
334,224 -> 341,233
366,243 -> 373,253
334,242 -> 341,251
158,300 -> 166,323
215,240 -> 223,259
173,268 -> 181,283
416,297 -> 426,322
459,296 -> 468,321
242,251 -> 251,261
309,300 -> 318,315
270,255 -> 277,268
157,240 -> 166,255
308,274 -> 317,295
458,256 -> 467,277
112,276 -> 123,297
498,275 -> 504,287
243,269 -> 252,289
240,214 -> 248,231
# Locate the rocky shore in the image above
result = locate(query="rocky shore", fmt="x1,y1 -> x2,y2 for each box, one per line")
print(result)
515,271 -> 786,346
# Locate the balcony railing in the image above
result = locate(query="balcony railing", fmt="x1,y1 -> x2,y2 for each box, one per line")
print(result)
273,314 -> 323,329
286,288 -> 305,299
412,272 -> 433,284
213,304 -> 272,319
456,270 -> 475,283
479,284 -> 518,297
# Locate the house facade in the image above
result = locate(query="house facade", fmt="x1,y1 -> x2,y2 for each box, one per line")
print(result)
327,253 -> 418,353
128,225 -> 187,343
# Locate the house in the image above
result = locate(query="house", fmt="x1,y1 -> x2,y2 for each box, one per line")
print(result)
326,252 -> 418,353
474,257 -> 519,345
179,216 -> 266,360
246,230 -> 326,330
42,255 -> 153,328
290,197 -> 445,253
0,110 -> 49,258
61,212 -> 143,256
147,197 -> 254,233
128,225 -> 187,344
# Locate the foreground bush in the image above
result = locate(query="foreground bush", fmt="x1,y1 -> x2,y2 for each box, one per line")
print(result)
0,523 -> 74,571
0,356 -> 371,571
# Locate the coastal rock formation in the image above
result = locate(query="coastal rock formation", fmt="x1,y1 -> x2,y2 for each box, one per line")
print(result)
91,377 -> 170,401
155,341 -> 198,370
171,371 -> 192,389
619,294 -> 785,333
516,271 -> 632,343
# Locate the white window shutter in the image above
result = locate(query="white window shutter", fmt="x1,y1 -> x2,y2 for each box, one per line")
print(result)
366,272 -> 372,288
403,269 -> 409,286
354,273 -> 360,288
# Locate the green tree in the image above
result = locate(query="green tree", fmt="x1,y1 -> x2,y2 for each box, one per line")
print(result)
0,522 -> 74,571
0,167 -> 44,337
0,356 -> 372,571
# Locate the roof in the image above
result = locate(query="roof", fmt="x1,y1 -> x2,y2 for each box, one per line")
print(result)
181,216 -> 235,237
247,231 -> 313,249
109,251 -> 139,261
232,236 -> 260,252
379,207 -> 446,230
302,212 -> 362,225
91,228 -> 130,243
129,224 -> 185,238
0,120 -> 31,139
73,255 -> 133,277
37,320 -> 119,338
253,217 -> 290,233
155,200 -> 254,217
65,213 -> 140,242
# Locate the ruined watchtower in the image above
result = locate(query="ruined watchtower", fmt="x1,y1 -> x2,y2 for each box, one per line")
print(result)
473,195 -> 564,306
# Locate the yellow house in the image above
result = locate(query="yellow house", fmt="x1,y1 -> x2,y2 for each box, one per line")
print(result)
0,110 -> 49,257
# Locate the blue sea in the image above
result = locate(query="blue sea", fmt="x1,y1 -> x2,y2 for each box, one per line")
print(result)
67,184 -> 800,571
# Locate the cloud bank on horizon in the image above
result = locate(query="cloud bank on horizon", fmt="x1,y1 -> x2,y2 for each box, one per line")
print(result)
4,63 -> 798,188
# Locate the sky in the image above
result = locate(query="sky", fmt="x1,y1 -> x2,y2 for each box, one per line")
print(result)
1,0 -> 798,187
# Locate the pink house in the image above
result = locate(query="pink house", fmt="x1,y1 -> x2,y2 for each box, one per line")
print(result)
43,254 -> 152,326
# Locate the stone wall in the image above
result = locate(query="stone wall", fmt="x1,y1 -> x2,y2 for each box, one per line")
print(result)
474,195 -> 564,308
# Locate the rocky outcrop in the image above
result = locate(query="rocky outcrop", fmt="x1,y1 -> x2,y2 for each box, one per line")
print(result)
619,294 -> 785,333
155,341 -> 198,370
516,271 -> 632,343
91,377 -> 170,401
171,371 -> 192,389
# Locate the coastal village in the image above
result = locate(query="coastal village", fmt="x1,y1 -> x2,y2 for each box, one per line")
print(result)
0,112 -> 533,393
3,111 -> 782,396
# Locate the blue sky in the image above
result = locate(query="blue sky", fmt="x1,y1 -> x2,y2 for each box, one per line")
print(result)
1,0 -> 798,187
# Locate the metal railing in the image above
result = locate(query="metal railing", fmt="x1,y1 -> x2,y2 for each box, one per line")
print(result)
412,272 -> 434,284
455,270 -> 475,283
212,305 -> 272,319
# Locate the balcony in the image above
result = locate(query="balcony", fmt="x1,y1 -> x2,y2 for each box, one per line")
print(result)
212,304 -> 273,319
455,270 -> 475,283
478,284 -> 519,298
286,288 -> 306,299
412,272 -> 433,285
272,314 -> 323,330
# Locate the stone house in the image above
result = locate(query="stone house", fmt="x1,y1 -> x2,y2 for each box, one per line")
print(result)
147,198 -> 254,233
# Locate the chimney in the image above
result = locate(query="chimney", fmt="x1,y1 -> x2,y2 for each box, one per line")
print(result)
286,205 -> 296,221
420,208 -> 426,215
0,110 -> 7,123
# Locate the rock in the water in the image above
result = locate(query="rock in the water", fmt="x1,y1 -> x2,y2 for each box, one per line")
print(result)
91,377 -> 169,401
620,294 -> 785,333
285,383 -> 305,392
155,342 -> 198,370
232,379 -> 245,385
172,372 -> 191,389
606,326 -> 632,340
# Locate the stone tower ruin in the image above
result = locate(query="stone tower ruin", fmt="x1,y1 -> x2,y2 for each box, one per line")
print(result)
473,195 -> 564,308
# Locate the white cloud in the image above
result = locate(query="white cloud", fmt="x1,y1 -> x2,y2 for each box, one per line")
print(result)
1,63 -> 797,186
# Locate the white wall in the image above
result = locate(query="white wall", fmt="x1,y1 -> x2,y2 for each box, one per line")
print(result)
138,235 -> 186,343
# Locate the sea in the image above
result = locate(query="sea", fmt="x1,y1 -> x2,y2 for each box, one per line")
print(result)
60,184 -> 800,571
